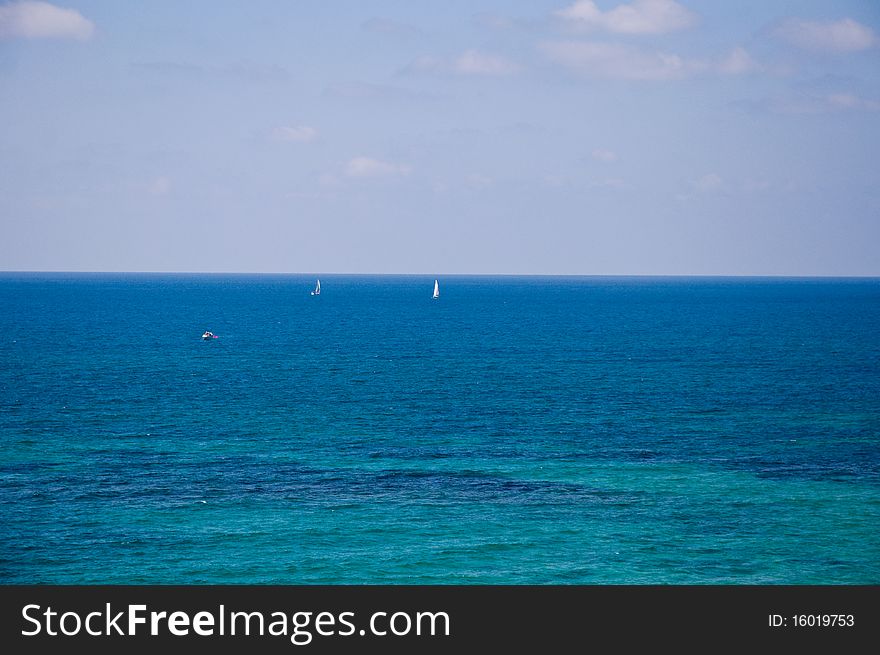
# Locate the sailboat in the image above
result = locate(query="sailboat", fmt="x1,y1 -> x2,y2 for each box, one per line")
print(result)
311,279 -> 321,296
432,279 -> 439,299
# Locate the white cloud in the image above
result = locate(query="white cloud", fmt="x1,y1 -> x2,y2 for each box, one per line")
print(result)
132,59 -> 288,83
273,125 -> 318,143
323,81 -> 432,101
827,93 -> 862,109
455,50 -> 518,75
149,176 -> 171,196
542,41 -> 706,80
694,173 -> 723,192
542,174 -> 567,187
590,177 -> 626,189
717,47 -> 760,75
345,156 -> 411,178
767,92 -> 880,114
676,173 -> 724,201
0,1 -> 94,40
318,173 -> 341,188
742,177 -> 772,193
466,173 -> 493,189
405,55 -> 445,74
362,17 -> 422,39
543,41 -> 761,80
405,50 -> 518,76
592,149 -> 617,162
474,12 -> 518,31
776,18 -> 877,53
555,0 -> 696,35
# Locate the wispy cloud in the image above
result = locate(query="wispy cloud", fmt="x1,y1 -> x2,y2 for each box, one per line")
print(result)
592,149 -> 618,162
0,1 -> 94,40
466,173 -> 493,189
589,177 -> 627,189
404,55 -> 444,74
323,81 -> 434,101
676,173 -> 725,201
362,17 -> 423,39
826,93 -> 880,110
345,156 -> 411,178
541,41 -> 704,80
148,176 -> 171,196
555,0 -> 696,35
405,50 -> 518,76
455,49 -> 519,75
474,12 -> 517,31
717,47 -> 761,75
693,173 -> 723,193
542,41 -> 760,80
273,125 -> 318,143
764,91 -> 880,114
775,17 -> 877,53
131,60 -> 288,83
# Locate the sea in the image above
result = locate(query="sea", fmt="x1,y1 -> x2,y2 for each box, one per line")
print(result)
0,274 -> 878,584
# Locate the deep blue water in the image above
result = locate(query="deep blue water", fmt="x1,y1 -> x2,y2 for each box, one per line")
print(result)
1,274 -> 878,583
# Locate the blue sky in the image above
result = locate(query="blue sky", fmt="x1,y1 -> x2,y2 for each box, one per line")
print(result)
1,0 -> 878,274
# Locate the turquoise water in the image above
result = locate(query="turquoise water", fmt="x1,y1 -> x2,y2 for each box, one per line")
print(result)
1,274 -> 878,583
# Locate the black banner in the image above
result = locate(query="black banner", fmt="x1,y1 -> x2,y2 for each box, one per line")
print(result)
1,585 -> 876,652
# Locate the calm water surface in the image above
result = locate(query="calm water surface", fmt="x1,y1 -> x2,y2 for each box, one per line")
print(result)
1,274 -> 878,583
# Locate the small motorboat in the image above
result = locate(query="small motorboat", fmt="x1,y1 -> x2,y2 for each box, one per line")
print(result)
202,330 -> 215,340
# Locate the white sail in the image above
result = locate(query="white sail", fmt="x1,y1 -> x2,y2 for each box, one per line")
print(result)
432,279 -> 439,299
311,279 -> 320,296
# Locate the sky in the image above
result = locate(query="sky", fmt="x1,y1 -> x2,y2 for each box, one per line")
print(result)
0,0 -> 878,275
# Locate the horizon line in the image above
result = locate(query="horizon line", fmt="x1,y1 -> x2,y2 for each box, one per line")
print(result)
2,270 -> 879,279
